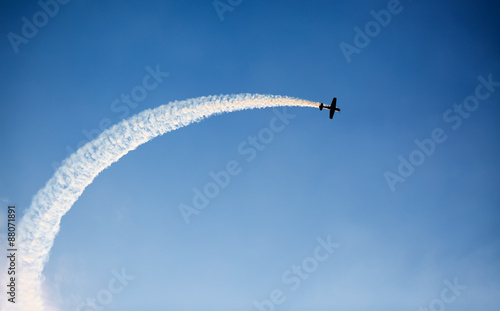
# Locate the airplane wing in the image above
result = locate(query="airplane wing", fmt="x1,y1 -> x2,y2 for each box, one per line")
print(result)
329,108 -> 335,119
331,97 -> 337,110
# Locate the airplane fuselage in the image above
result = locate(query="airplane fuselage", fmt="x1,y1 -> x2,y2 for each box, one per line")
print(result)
319,97 -> 340,119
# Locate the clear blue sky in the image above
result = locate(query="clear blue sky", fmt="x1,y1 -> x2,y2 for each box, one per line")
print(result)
1,1 -> 499,310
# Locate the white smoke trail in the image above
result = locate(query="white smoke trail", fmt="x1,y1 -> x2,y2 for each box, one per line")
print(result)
13,94 -> 317,311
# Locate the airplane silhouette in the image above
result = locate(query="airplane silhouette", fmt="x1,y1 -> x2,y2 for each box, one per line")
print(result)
319,97 -> 341,119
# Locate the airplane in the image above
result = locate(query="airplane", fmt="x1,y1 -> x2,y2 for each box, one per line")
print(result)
319,97 -> 341,119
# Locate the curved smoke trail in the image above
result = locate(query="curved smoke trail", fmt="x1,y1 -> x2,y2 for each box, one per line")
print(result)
14,94 -> 317,311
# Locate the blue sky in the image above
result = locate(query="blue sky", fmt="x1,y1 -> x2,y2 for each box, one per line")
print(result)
1,0 -> 499,310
